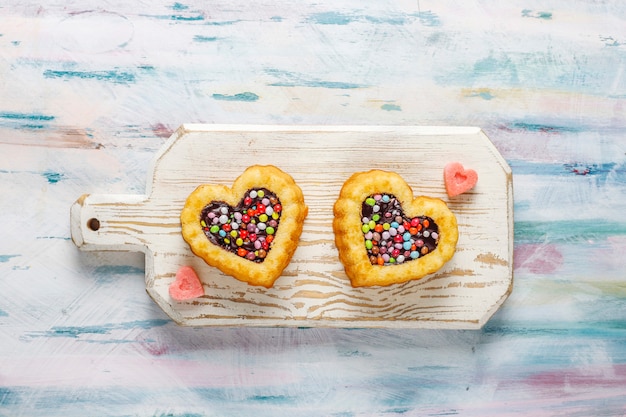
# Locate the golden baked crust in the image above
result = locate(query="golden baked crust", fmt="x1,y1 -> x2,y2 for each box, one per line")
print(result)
333,170 -> 458,287
181,165 -> 308,288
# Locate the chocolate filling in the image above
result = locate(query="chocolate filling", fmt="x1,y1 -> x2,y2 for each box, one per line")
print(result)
200,188 -> 282,263
361,194 -> 439,265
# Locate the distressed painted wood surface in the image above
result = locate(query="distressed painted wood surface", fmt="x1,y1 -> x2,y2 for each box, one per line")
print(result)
1,1 -> 626,416
70,125 -> 513,328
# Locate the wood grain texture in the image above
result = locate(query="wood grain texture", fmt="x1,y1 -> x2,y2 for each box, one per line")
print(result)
71,125 -> 513,328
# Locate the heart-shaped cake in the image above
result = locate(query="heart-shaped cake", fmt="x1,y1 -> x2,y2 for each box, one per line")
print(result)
181,165 -> 308,288
333,170 -> 458,287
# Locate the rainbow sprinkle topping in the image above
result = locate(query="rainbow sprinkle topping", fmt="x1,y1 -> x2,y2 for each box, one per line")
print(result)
361,194 -> 439,265
200,188 -> 282,263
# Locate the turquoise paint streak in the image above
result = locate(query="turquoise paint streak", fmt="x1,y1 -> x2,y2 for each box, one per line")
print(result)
0,112 -> 54,129
438,49 -> 621,95
269,80 -> 363,89
25,319 -> 169,339
266,69 -> 365,89
93,265 -> 145,275
1,169 -> 72,183
0,388 -> 19,406
515,220 -> 626,244
473,54 -> 519,83
381,103 -> 401,111
249,395 -> 293,404
205,20 -> 241,26
43,69 -> 136,84
0,254 -> 20,262
143,12 -> 204,21
41,171 -> 64,184
169,14 -> 204,21
435,53 -> 521,88
170,2 -> 189,10
466,90 -> 495,100
484,320 -> 626,338
507,160 -> 624,182
504,122 -> 583,133
92,264 -> 144,283
307,11 -> 355,25
0,112 -> 54,121
522,9 -> 553,20
212,92 -> 259,102
193,35 -> 218,42
305,11 -> 439,26
305,80 -> 362,89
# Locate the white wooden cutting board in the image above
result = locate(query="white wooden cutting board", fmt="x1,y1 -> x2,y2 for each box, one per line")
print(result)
70,125 -> 513,329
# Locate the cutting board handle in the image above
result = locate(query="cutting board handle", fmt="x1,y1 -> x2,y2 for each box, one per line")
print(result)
70,193 -> 152,253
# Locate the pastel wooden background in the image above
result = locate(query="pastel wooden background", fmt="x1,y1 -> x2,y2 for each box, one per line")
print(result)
1,1 -> 625,416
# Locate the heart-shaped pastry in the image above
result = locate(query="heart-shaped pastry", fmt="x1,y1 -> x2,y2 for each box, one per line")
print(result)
444,162 -> 478,197
181,165 -> 308,288
334,170 -> 458,287
169,266 -> 205,301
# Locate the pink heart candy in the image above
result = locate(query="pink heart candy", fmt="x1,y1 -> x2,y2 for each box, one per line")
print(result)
169,266 -> 204,301
444,162 -> 478,197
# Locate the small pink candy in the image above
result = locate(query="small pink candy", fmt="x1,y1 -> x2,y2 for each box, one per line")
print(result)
444,162 -> 478,197
169,266 -> 204,301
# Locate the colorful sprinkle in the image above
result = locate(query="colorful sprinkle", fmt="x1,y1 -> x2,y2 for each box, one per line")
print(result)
361,194 -> 439,266
200,188 -> 282,263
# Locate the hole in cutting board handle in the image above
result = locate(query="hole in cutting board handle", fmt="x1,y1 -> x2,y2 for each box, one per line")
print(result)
87,218 -> 100,231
